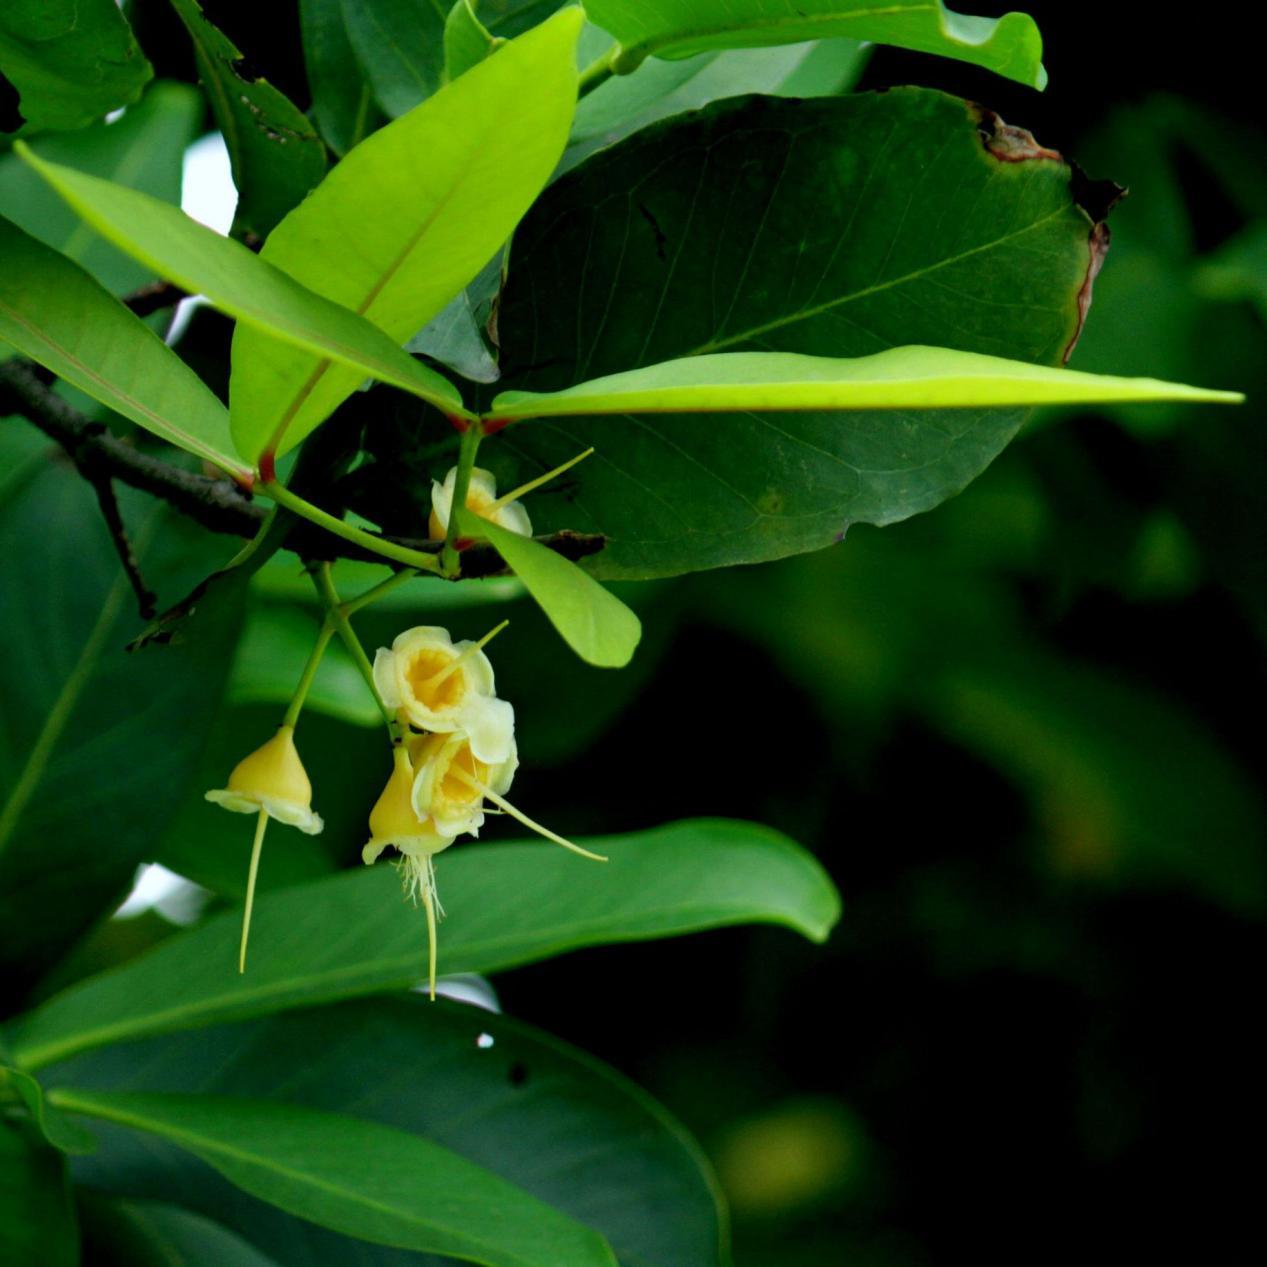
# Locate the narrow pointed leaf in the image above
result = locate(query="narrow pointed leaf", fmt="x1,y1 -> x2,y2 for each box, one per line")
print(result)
0,81 -> 201,296
16,145 -> 468,446
10,820 -> 840,1068
229,8 -> 582,463
0,217 -> 247,477
49,1088 -> 616,1267
298,0 -> 384,156
490,346 -> 1242,421
585,0 -> 1046,88
0,0 -> 152,130
168,0 -> 327,238
456,505 -> 641,666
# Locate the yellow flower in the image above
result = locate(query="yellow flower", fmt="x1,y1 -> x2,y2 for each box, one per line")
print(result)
362,744 -> 456,867
429,466 -> 532,541
409,730 -> 518,838
205,725 -> 323,834
362,744 -> 455,1000
371,625 -> 514,763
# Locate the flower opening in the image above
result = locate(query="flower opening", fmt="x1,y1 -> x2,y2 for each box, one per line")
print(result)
205,724 -> 323,834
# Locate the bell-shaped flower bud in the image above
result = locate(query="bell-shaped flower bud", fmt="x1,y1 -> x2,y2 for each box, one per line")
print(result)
363,744 -> 456,867
371,625 -> 515,764
429,466 -> 531,541
205,724 -> 323,834
409,731 -> 519,839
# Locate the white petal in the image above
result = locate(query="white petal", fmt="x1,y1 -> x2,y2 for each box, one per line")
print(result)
463,695 -> 516,765
494,500 -> 532,537
372,646 -> 402,708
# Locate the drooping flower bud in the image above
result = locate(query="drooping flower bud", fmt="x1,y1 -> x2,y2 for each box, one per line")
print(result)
205,725 -> 323,834
429,466 -> 531,541
371,625 -> 514,763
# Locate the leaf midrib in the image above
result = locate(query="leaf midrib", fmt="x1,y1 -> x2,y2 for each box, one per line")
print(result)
685,207 -> 1070,356
47,1089 -> 556,1267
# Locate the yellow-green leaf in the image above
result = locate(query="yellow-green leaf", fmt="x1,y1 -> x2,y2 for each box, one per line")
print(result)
228,7 -> 582,463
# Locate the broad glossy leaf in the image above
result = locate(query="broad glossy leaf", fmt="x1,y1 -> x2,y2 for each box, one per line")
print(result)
0,1122 -> 78,1267
81,1197 -> 282,1267
0,217 -> 247,476
11,819 -> 840,1067
0,463 -> 246,988
456,506 -> 641,666
17,147 -> 467,440
491,347 -> 1239,420
54,998 -> 724,1267
0,81 -> 200,295
491,88 -> 1113,578
298,0 -> 385,155
342,0 -> 558,116
584,0 -> 1046,88
229,8 -> 581,463
169,0 -> 327,238
0,0 -> 151,130
50,1088 -> 616,1267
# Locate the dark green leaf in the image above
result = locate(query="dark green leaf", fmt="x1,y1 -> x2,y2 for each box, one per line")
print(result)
11,819 -> 840,1067
1,1067 -> 97,1154
168,0 -> 327,238
0,81 -> 200,295
80,1197 -> 282,1267
51,1087 -> 617,1267
298,0 -> 385,155
0,462 -> 246,987
445,0 -> 504,82
0,1121 -> 78,1267
490,88 -> 1109,577
54,998 -> 725,1267
0,0 -> 151,131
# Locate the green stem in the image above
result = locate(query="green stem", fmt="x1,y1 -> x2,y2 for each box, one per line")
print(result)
441,425 -> 482,578
310,563 -> 395,732
281,620 -> 335,729
577,46 -> 619,98
223,505 -> 280,570
260,479 -> 443,575
342,568 -> 418,618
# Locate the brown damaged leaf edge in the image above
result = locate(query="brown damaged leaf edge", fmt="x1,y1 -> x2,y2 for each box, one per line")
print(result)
971,103 -> 1127,363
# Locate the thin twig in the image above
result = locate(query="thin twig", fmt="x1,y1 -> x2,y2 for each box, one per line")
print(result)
0,359 -> 606,576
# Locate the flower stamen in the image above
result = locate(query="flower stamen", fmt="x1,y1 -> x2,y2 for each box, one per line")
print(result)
446,765 -> 608,861
486,448 -> 594,512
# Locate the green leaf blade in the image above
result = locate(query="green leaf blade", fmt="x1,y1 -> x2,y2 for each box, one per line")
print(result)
456,506 -> 641,667
0,216 -> 247,476
491,347 -> 1243,420
50,1088 -> 617,1267
229,7 -> 582,462
0,0 -> 152,130
10,819 -> 840,1068
168,0 -> 327,238
52,998 -> 726,1267
585,0 -> 1046,89
15,144 -> 468,450
490,88 -> 1127,577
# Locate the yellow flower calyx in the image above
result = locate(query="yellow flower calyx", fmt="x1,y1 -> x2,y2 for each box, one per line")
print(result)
205,724 -> 323,834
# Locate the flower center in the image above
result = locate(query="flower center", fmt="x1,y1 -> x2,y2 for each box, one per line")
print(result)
440,743 -> 488,807
406,649 -> 465,710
